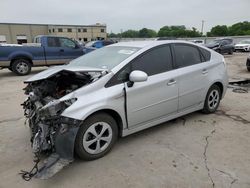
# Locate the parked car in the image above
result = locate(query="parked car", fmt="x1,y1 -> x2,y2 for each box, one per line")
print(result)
22,41 -> 228,179
206,38 -> 234,54
83,40 -> 115,54
190,39 -> 205,44
235,40 -> 250,52
0,35 -> 84,75
247,54 -> 250,71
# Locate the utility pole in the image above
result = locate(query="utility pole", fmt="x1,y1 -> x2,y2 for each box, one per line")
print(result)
201,20 -> 205,36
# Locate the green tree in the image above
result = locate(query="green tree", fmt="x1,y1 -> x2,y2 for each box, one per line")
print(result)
207,25 -> 228,37
158,25 -> 201,38
228,21 -> 250,36
121,30 -> 139,38
138,28 -> 157,38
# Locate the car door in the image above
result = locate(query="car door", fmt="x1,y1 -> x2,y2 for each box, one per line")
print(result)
220,40 -> 228,53
125,45 -> 179,128
45,37 -> 62,65
173,43 -> 209,111
59,37 -> 84,62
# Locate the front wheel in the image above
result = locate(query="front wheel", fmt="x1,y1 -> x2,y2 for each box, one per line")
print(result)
202,85 -> 221,114
11,59 -> 31,75
75,113 -> 118,160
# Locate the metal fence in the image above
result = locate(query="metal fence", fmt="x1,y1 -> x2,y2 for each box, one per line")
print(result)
111,35 -> 250,44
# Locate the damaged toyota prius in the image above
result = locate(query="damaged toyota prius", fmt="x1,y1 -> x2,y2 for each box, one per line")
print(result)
21,41 -> 228,180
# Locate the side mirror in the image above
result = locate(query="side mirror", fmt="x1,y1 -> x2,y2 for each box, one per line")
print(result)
129,70 -> 148,82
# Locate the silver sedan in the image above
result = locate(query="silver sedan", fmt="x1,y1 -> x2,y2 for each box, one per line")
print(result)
22,40 -> 228,179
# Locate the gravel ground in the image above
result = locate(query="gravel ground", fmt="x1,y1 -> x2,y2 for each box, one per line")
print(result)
0,53 -> 249,188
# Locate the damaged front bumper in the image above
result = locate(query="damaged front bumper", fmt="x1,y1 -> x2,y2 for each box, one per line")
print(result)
21,96 -> 81,180
34,123 -> 79,179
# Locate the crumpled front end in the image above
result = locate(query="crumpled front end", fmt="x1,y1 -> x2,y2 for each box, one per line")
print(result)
20,68 -> 105,180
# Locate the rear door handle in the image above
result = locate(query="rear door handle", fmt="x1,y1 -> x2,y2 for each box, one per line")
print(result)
167,79 -> 177,86
202,69 -> 208,74
60,49 -> 64,52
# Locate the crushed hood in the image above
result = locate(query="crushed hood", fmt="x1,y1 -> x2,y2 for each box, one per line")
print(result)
25,65 -> 107,83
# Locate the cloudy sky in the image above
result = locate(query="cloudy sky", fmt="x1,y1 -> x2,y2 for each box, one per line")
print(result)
1,0 -> 249,33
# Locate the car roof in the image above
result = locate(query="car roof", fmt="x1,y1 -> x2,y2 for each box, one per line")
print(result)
110,40 -> 192,48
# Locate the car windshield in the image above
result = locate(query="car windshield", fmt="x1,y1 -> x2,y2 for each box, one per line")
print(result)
239,40 -> 250,44
69,46 -> 140,70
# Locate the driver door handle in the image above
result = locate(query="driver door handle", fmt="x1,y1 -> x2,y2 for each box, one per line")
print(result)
167,79 -> 177,86
202,69 -> 208,74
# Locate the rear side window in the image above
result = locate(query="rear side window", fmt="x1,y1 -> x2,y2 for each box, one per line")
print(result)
174,44 -> 202,68
132,45 -> 173,76
47,37 -> 60,47
199,47 -> 211,62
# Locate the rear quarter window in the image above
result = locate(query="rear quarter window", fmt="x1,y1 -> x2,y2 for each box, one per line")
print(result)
199,47 -> 211,62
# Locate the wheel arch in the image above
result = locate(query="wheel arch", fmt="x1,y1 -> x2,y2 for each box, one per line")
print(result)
210,81 -> 224,99
83,109 -> 124,137
10,56 -> 33,68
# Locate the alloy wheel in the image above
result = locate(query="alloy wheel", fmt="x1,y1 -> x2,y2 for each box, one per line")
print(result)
83,122 -> 113,155
208,90 -> 219,110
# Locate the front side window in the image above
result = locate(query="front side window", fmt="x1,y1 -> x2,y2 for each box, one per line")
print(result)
131,45 -> 173,76
60,38 -> 76,48
174,44 -> 202,68
105,45 -> 173,87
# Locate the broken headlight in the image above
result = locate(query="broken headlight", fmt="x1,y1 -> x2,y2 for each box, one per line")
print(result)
39,98 -> 77,118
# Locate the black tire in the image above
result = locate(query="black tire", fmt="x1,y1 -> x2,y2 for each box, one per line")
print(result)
75,113 -> 118,161
228,49 -> 233,55
11,59 -> 31,75
202,85 -> 221,114
247,67 -> 250,72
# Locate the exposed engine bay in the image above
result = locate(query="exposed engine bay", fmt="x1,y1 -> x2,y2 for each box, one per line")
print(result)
20,69 -> 105,180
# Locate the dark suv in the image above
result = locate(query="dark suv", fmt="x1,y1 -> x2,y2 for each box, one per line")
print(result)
206,38 -> 235,54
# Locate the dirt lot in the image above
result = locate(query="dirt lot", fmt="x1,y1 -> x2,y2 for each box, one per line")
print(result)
0,53 -> 249,188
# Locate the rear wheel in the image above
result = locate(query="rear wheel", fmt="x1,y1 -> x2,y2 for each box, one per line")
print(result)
247,67 -> 250,72
11,59 -> 31,75
75,113 -> 118,160
228,49 -> 233,55
202,85 -> 221,114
